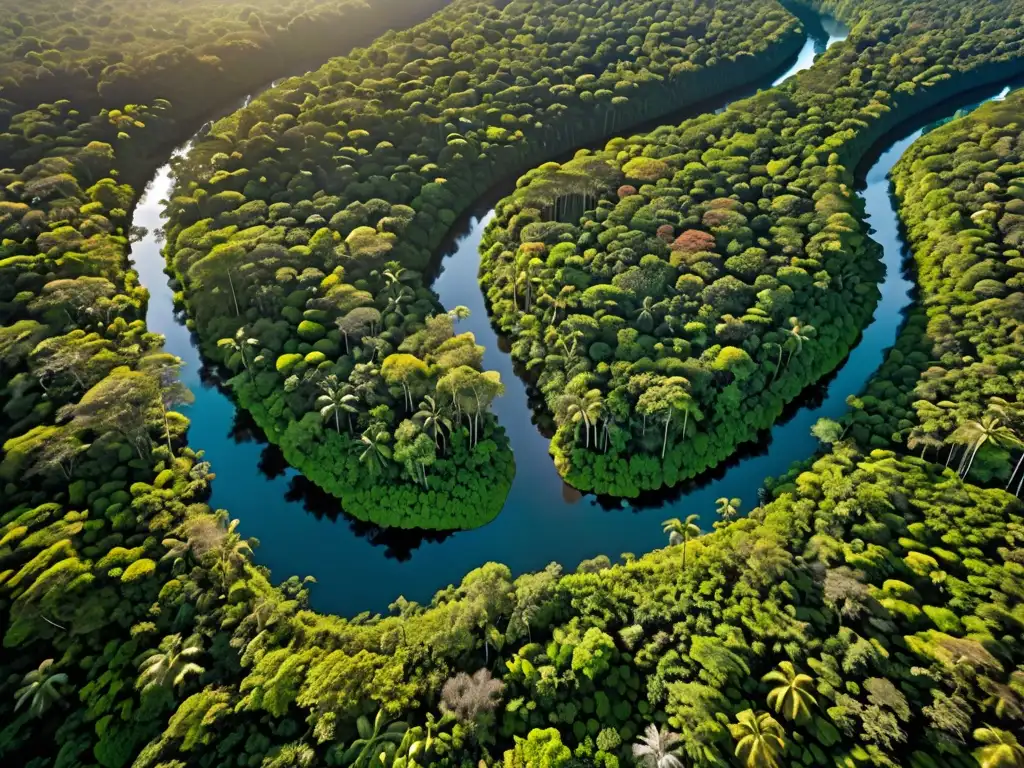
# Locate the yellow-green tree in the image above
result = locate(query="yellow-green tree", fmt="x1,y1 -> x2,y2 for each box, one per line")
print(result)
762,661 -> 816,723
729,709 -> 787,768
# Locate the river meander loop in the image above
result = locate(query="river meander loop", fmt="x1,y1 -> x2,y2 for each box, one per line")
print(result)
128,15 -> 1017,615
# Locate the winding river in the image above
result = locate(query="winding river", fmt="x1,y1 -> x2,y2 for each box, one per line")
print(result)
128,15 -> 1017,616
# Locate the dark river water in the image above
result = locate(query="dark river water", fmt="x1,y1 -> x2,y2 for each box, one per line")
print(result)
128,16 -> 1016,615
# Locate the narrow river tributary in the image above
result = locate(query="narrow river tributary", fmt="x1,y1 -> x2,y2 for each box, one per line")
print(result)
128,16 -> 1017,615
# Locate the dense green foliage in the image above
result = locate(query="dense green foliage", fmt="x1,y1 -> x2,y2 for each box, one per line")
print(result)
3,0 -> 1024,766
129,446 -> 1018,768
8,423 -> 1024,768
843,89 -> 1024,490
163,0 -> 803,527
0,0 -> 445,165
480,0 -> 1024,496
0,102 -> 180,441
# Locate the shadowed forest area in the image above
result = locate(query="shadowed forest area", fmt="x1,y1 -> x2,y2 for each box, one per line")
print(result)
1,0 -> 1024,766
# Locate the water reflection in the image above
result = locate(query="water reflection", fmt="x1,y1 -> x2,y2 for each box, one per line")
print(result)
282,473 -> 456,561
125,22 -> 1024,617
256,443 -> 289,481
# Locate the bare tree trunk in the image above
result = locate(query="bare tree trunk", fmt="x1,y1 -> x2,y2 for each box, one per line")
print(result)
1006,452 -> 1024,491
227,270 -> 240,317
958,440 -> 976,476
162,401 -> 173,454
41,615 -> 67,631
962,439 -> 983,479
662,411 -> 672,459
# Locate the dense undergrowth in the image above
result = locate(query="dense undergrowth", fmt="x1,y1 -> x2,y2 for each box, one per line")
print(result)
162,0 -> 803,527
0,0 -> 447,167
480,0 -> 1024,497
1,0 -> 1024,766
841,89 -> 1024,487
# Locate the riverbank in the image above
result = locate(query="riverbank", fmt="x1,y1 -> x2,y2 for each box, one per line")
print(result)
127,11 -> 853,614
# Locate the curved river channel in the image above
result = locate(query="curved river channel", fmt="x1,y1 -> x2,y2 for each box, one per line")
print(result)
129,14 -> 1018,615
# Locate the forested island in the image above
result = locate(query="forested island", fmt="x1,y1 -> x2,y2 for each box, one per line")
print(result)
1,0 -> 1024,767
163,0 -> 802,527
480,0 -> 1024,496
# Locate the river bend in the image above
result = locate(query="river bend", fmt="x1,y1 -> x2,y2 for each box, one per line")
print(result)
128,17 -> 1014,615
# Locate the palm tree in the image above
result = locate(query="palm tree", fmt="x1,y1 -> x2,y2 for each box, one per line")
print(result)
668,381 -> 693,459
216,519 -> 254,588
662,514 -> 701,569
632,724 -> 683,768
715,497 -> 741,526
558,392 -> 593,448
907,428 -> 944,460
233,595 -> 280,657
447,305 -> 471,323
677,394 -> 701,448
1008,448 -> 1024,498
783,317 -> 814,368
361,335 -> 387,363
341,708 -> 410,768
217,328 -> 259,382
635,296 -> 656,330
989,399 -> 1024,495
136,634 -> 205,693
552,285 -> 576,324
557,331 -> 582,369
383,265 -> 406,287
950,414 -> 1020,480
973,726 -> 1024,768
317,378 -> 359,434
638,379 -> 693,459
729,709 -> 787,768
762,661 -> 816,723
360,428 -> 392,477
416,395 -> 452,451
15,659 -> 69,718
763,340 -> 785,385
584,389 -> 604,450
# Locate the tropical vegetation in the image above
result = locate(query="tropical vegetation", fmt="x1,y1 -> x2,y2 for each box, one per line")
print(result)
479,0 -> 1024,496
1,0 -> 1024,767
843,89 -> 1024,491
161,0 -> 805,526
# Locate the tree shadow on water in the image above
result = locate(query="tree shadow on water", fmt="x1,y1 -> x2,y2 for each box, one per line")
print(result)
589,359 -> 845,513
217,383 -> 459,560
257,443 -> 289,480
283,472 -> 457,562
